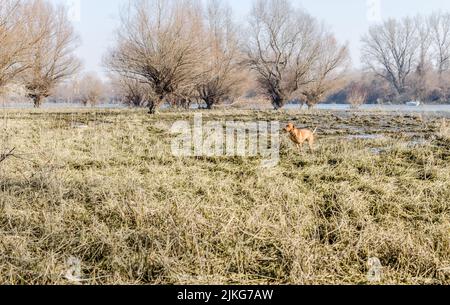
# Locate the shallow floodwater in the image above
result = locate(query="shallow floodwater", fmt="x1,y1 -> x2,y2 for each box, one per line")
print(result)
2,101 -> 450,113
0,102 -> 127,109
284,103 -> 450,113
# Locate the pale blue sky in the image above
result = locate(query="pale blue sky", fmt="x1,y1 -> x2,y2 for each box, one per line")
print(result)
59,0 -> 450,78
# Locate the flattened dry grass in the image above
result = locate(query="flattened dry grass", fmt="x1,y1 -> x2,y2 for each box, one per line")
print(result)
0,109 -> 449,284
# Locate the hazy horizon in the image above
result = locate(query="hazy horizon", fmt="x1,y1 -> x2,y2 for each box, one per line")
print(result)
56,0 -> 450,79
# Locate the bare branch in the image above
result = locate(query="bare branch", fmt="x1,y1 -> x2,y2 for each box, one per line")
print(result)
0,147 -> 15,164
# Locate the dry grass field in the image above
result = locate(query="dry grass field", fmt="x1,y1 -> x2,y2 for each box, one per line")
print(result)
0,108 -> 449,284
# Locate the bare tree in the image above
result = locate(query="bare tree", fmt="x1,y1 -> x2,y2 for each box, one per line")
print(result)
51,76 -> 85,104
22,0 -> 81,108
429,12 -> 450,76
301,34 -> 350,108
112,74 -> 153,107
195,0 -> 244,109
413,16 -> 432,101
0,0 -> 31,94
362,17 -> 420,97
244,0 -> 323,109
105,0 -> 205,114
347,81 -> 368,109
78,73 -> 104,106
428,12 -> 450,102
0,147 -> 15,164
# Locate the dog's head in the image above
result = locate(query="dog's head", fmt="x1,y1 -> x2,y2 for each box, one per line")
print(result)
284,123 -> 295,133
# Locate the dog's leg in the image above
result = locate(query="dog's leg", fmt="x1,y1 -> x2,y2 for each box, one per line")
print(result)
309,138 -> 315,152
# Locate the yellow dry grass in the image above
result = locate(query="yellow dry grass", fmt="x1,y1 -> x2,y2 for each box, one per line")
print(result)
0,108 -> 449,284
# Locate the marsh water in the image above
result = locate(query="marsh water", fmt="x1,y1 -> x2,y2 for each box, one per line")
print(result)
2,101 -> 450,115
286,104 -> 450,113
0,102 -> 126,109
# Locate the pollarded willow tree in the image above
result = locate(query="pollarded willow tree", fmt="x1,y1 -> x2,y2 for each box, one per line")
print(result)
244,0 -> 348,110
301,34 -> 350,108
105,0 -> 205,114
0,0 -> 31,95
111,74 -> 153,108
22,0 -> 81,108
78,73 -> 105,106
347,81 -> 368,109
195,0 -> 245,109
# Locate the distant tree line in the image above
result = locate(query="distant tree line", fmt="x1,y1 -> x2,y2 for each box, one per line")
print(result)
325,13 -> 450,106
3,0 -> 450,111
359,13 -> 450,105
103,0 -> 349,113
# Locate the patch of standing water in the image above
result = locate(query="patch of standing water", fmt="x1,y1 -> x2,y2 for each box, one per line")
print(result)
368,137 -> 430,155
284,103 -> 450,114
339,132 -> 430,154
71,122 -> 89,129
406,138 -> 429,148
345,134 -> 385,140
369,147 -> 388,155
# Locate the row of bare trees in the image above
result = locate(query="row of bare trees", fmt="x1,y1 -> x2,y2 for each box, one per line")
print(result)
104,0 -> 350,113
361,12 -> 450,103
0,0 -> 80,107
105,0 -> 246,113
51,73 -> 107,106
5,0 -> 450,110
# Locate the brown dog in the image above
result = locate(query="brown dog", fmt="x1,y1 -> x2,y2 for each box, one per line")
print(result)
284,123 -> 317,152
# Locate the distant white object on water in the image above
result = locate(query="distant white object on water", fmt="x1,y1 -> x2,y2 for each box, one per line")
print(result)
406,101 -> 421,107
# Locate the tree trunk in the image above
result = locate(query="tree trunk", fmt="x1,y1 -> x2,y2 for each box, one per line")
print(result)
306,98 -> 319,109
148,102 -> 156,114
205,98 -> 214,110
271,95 -> 285,110
148,96 -> 163,114
183,99 -> 191,110
33,95 -> 44,108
